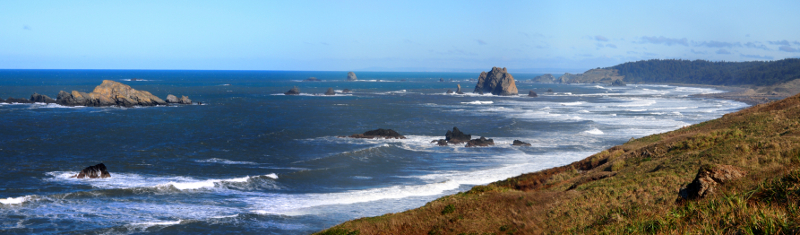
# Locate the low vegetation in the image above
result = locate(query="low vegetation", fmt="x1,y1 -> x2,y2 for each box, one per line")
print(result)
612,58 -> 800,86
317,92 -> 800,234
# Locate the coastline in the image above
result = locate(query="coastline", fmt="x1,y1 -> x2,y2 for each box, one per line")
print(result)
653,82 -> 796,105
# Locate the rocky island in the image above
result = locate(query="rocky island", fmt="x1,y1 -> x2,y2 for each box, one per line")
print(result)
346,72 -> 357,81
473,67 -> 518,96
56,80 -> 167,107
341,129 -> 406,139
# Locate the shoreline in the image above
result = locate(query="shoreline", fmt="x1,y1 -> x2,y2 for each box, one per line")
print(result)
652,82 -> 788,105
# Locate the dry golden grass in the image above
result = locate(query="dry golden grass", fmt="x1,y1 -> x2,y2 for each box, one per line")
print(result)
318,93 -> 800,235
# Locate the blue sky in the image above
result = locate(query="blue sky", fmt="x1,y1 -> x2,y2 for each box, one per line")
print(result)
1,0 -> 799,72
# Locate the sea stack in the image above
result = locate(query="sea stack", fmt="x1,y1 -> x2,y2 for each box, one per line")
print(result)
347,72 -> 357,81
325,88 -> 336,96
473,67 -> 518,96
285,86 -> 301,95
528,91 -> 538,97
56,80 -> 166,107
456,84 -> 463,94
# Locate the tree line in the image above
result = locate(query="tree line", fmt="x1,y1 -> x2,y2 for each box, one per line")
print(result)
608,58 -> 800,86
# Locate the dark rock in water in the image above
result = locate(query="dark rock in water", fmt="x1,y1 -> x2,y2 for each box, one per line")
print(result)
56,80 -> 166,107
456,84 -> 463,94
166,94 -> 180,103
6,97 -> 32,103
445,127 -> 471,144
436,139 -> 448,146
342,128 -> 406,139
130,78 -> 139,81
465,136 -> 494,147
439,78 -> 445,82
30,93 -> 56,103
447,89 -> 454,94
512,140 -> 532,146
304,77 -> 320,82
325,88 -> 336,96
347,72 -> 357,81
547,88 -> 553,93
473,67 -> 518,96
72,163 -> 111,179
342,89 -> 352,93
611,79 -> 627,86
400,79 -> 407,82
679,164 -> 746,200
528,91 -> 538,97
0,97 -> 4,102
285,86 -> 300,95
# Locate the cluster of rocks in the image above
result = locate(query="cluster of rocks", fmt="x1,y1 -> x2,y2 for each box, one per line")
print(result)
2,80 -> 196,107
285,86 -> 342,96
340,128 -> 406,139
473,67 -> 518,96
430,127 -> 532,147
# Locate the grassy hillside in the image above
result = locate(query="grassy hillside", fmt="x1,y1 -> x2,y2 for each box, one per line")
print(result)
318,92 -> 800,234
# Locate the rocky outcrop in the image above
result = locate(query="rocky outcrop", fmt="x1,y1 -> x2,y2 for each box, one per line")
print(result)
347,72 -> 358,81
56,80 -> 167,107
547,89 -> 553,93
439,78 -> 445,82
447,89 -> 454,94
342,128 -> 406,139
178,96 -> 191,104
512,140 -> 531,146
285,86 -> 300,95
304,77 -> 320,82
530,74 -> 556,83
528,91 -> 538,97
72,163 -> 111,179
6,97 -> 32,103
436,139 -> 448,146
446,127 -> 471,143
30,93 -> 56,103
473,67 -> 518,96
679,164 -> 746,200
342,89 -> 352,93
166,94 -> 180,103
325,88 -> 336,96
456,84 -> 463,94
611,79 -> 627,86
465,137 -> 494,147
558,69 -> 624,84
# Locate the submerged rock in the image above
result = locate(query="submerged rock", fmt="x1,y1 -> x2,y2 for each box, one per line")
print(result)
342,128 -> 406,139
342,89 -> 352,93
30,93 -> 56,103
56,80 -> 167,107
473,67 -> 518,96
304,77 -> 320,82
679,164 -> 746,200
528,91 -> 538,97
72,163 -> 111,179
512,140 -> 532,146
285,86 -> 300,95
611,79 -> 627,86
325,88 -> 336,96
465,137 -> 495,147
347,72 -> 358,81
439,78 -> 445,82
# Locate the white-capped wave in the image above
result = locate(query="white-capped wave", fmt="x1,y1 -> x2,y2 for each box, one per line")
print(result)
0,195 -> 33,205
195,158 -> 258,165
461,101 -> 493,105
583,128 -> 604,135
45,171 -> 278,191
560,101 -> 583,106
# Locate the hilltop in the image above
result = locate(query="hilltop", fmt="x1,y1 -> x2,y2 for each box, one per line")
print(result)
319,85 -> 800,234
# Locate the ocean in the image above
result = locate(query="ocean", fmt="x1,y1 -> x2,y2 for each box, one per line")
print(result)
0,70 -> 748,234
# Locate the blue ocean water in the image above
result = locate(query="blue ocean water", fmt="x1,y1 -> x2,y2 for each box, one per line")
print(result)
0,70 -> 748,234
